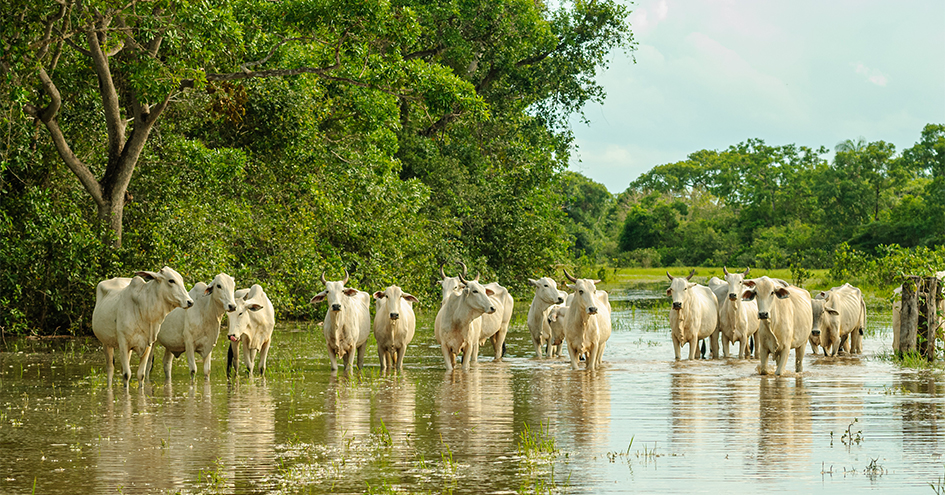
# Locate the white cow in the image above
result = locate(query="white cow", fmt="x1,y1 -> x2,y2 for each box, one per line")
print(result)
892,271 -> 945,352
563,269 -> 612,370
226,284 -> 275,377
547,303 -> 569,357
808,296 -> 829,355
437,265 -> 464,302
547,290 -> 571,358
526,277 -> 565,358
477,282 -> 513,362
311,271 -> 371,372
817,283 -> 867,357
434,273 -> 496,371
741,276 -> 813,376
152,273 -> 237,380
718,267 -> 759,359
92,267 -> 194,385
666,270 -> 719,361
373,285 -> 418,372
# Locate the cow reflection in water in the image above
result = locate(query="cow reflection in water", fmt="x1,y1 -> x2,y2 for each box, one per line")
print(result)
224,381 -> 276,486
372,374 -> 418,445
561,369 -> 611,446
669,371 -> 718,450
96,383 -> 221,493
895,375 -> 943,456
435,369 -> 514,471
324,375 -> 373,444
757,377 -> 811,467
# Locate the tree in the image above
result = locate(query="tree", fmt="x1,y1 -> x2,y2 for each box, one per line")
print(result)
4,0 -> 478,247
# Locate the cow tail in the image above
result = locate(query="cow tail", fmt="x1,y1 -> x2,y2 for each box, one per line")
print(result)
226,343 -> 235,378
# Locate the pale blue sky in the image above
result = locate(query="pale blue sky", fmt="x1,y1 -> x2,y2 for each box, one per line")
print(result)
569,0 -> 945,192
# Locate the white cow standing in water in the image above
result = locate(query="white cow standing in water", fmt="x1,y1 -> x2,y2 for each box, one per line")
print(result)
741,276 -> 812,376
666,270 -> 718,361
311,271 -> 371,373
818,283 -> 866,357
226,284 -> 275,377
152,273 -> 237,380
718,267 -> 759,359
562,269 -> 611,370
373,285 -> 418,372
526,277 -> 565,358
435,273 -> 496,371
92,267 -> 194,385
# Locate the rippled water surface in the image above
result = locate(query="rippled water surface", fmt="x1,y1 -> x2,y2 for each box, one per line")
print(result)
1,290 -> 944,494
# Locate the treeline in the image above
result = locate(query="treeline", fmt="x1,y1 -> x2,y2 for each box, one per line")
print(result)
562,125 -> 945,278
0,0 -> 633,335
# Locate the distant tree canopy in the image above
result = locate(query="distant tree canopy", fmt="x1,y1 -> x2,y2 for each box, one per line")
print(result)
580,124 -> 944,270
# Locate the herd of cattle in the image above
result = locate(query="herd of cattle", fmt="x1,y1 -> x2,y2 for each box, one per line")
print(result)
88,264 -> 944,385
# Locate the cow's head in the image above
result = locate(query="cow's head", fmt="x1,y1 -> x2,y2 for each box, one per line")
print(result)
458,272 -> 495,315
529,277 -> 564,305
137,266 -> 194,309
817,292 -> 844,352
665,269 -> 695,310
205,273 -> 238,312
741,276 -> 790,320
723,266 -> 751,302
436,264 -> 464,302
227,284 -> 267,342
373,285 -> 419,321
565,268 -> 602,315
311,270 -> 358,312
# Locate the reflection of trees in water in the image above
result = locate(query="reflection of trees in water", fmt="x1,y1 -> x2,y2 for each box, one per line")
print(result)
757,377 -> 811,467
895,375 -> 941,456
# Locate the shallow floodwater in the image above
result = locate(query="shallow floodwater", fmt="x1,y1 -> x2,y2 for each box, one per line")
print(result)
2,290 -> 944,494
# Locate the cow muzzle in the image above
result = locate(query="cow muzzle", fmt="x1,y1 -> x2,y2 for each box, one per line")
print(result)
556,297 -> 564,304
228,334 -> 239,342
389,312 -> 400,320
185,299 -> 194,308
811,329 -> 821,336
587,306 -> 598,315
728,293 -> 737,301
331,303 -> 342,312
758,311 -> 769,320
227,303 -> 237,312
672,302 -> 682,310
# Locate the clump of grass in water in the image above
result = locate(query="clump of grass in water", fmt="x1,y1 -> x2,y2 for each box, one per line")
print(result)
931,465 -> 945,494
374,418 -> 393,448
518,420 -> 559,459
196,457 -> 227,493
518,465 -> 571,494
841,418 -> 863,446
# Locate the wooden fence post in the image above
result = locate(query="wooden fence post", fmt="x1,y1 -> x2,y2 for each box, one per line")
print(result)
922,276 -> 941,362
899,277 -> 918,356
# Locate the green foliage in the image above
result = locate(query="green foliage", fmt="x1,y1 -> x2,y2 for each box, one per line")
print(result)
828,243 -> 945,288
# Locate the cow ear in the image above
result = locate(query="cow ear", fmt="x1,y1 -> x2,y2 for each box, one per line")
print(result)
485,288 -> 495,296
825,307 -> 840,315
310,291 -> 327,304
743,280 -> 756,288
373,291 -> 385,300
205,284 -> 214,295
403,293 -> 419,303
135,271 -> 158,281
666,288 -> 673,297
343,288 -> 359,296
249,304 -> 263,312
775,288 -> 791,299
528,278 -> 539,287
567,284 -> 576,291
741,290 -> 756,301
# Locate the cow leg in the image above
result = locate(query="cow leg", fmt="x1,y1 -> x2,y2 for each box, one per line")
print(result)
672,334 -> 682,360
396,345 -> 407,371
257,340 -> 270,376
533,336 -> 544,359
758,340 -> 770,375
244,343 -> 256,374
596,341 -> 606,368
136,344 -> 154,385
794,346 -> 805,373
378,346 -> 387,372
492,329 -> 507,362
709,329 -> 720,359
185,340 -> 198,379
356,342 -> 368,369
774,349 -> 790,376
163,347 -> 175,381
202,348 -> 213,378
463,340 -> 478,371
721,336 -> 731,358
441,345 -> 454,372
104,346 -> 115,386
567,342 -> 581,370
585,342 -> 597,371
116,337 -> 133,385
688,336 -> 699,360
327,349 -> 339,371
226,341 -> 237,378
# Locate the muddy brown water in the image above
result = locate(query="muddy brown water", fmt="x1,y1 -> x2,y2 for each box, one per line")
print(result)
1,292 -> 943,494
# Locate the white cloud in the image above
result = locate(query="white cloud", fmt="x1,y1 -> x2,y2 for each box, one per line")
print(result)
854,63 -> 889,86
629,0 -> 669,35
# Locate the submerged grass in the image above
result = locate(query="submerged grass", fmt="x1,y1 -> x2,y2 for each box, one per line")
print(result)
518,420 -> 560,460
